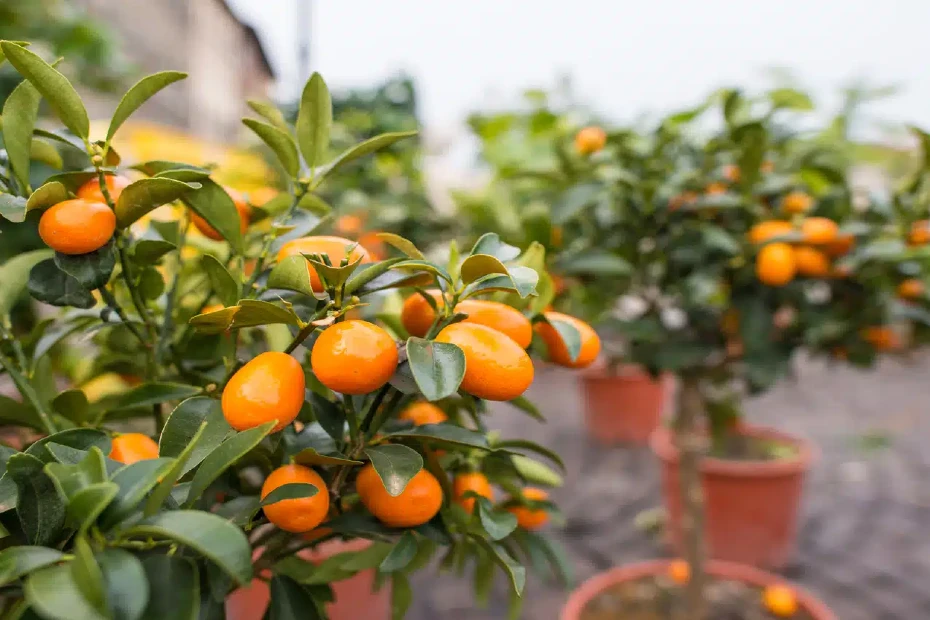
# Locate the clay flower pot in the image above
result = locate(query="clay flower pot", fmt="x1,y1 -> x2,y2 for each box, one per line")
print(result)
651,425 -> 816,569
561,559 -> 836,620
581,365 -> 672,444
226,538 -> 390,620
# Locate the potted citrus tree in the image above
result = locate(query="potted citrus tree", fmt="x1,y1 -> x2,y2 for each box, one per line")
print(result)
0,42 -> 593,619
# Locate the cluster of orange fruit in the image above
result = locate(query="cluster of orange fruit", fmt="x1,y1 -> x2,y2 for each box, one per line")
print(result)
666,560 -> 799,617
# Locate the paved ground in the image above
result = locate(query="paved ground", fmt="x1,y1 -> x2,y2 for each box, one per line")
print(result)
410,355 -> 930,619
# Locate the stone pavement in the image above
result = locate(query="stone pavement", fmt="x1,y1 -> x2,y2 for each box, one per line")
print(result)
410,355 -> 930,619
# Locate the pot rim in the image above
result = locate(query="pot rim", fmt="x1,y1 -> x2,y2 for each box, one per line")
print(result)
560,559 -> 837,620
650,424 -> 817,477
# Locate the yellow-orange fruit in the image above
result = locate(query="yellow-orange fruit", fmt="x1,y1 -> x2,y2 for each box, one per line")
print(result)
222,351 -> 305,432
435,323 -> 534,401
192,188 -> 250,241
898,279 -> 925,300
356,463 -> 442,528
756,242 -> 796,286
762,584 -> 799,617
261,464 -> 330,533
76,175 -> 132,203
453,472 -> 493,514
400,294 -> 533,348
506,487 -> 549,530
276,235 -> 372,292
534,312 -> 601,368
574,126 -> 607,155
311,320 -> 398,395
39,199 -> 116,255
793,246 -> 830,277
748,220 -> 794,245
398,402 -> 447,426
109,433 -> 159,465
782,191 -> 813,214
801,217 -> 839,244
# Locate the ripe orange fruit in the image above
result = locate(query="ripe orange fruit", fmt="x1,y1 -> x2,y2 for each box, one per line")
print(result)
39,199 -> 116,255
506,487 -> 549,530
801,217 -> 839,244
76,175 -> 132,203
722,164 -> 740,183
898,278 -> 925,300
335,214 -> 364,235
109,433 -> 159,465
669,191 -> 698,211
276,235 -> 372,292
191,188 -> 250,241
453,472 -> 493,514
760,160 -> 775,173
311,320 -> 398,395
756,243 -> 796,286
762,584 -> 798,617
793,246 -> 830,277
908,220 -> 930,246
401,294 -> 533,348
398,402 -> 447,426
534,312 -> 601,368
705,182 -> 727,195
400,291 -> 443,338
356,463 -> 442,527
782,191 -> 813,214
825,233 -> 854,257
748,220 -> 794,245
260,464 -> 330,533
222,351 -> 305,432
667,560 -> 690,584
435,322 -> 534,401
861,326 -> 900,351
358,231 -> 387,261
575,126 -> 607,155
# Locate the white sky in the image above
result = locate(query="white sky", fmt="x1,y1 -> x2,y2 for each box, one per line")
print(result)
229,0 -> 930,134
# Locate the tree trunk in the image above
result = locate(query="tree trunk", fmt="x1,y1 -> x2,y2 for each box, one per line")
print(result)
675,375 -> 707,620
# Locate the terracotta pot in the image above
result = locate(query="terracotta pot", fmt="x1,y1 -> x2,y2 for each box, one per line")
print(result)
581,366 -> 672,444
226,538 -> 391,620
651,425 -> 816,569
560,559 -> 836,620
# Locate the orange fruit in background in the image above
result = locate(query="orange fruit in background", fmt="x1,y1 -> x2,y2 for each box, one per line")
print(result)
453,472 -> 493,514
722,164 -> 740,183
762,584 -> 798,618
192,187 -> 251,241
398,402 -> 447,426
667,560 -> 690,585
335,214 -> 364,236
748,220 -> 793,245
260,464 -> 330,533
401,294 -> 533,348
400,291 -> 444,338
249,187 -> 279,207
782,191 -> 813,214
825,233 -> 855,257
311,320 -> 398,395
897,278 -> 925,300
705,182 -> 727,195
908,220 -> 930,246
756,242 -> 796,286
356,463 -> 442,527
201,303 -> 225,314
861,326 -> 900,351
574,126 -> 607,155
222,351 -> 305,432
506,487 -> 549,530
39,199 -> 116,255
109,433 -> 159,465
534,311 -> 601,368
358,231 -> 387,261
76,175 -> 132,203
669,191 -> 698,211
801,217 -> 839,244
435,322 -> 534,401
761,160 -> 775,173
276,235 -> 371,292
793,246 -> 830,277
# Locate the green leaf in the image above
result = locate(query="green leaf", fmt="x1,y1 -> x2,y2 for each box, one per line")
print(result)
320,131 -> 418,182
495,439 -> 566,472
768,87 -> 814,111
296,72 -> 332,171
213,495 -> 261,528
97,549 -> 149,620
466,266 -> 539,299
25,564 -> 106,620
505,396 -> 544,422
247,99 -> 290,133
0,193 -> 27,223
159,397 -> 232,473
71,535 -> 106,614
179,179 -> 243,251
54,239 -> 115,290
267,254 -> 316,296
0,40 -> 30,65
547,317 -> 582,363
268,575 -> 324,620
405,337 -> 465,401
25,181 -> 69,212
469,233 -> 521,261
126,511 -> 252,585
140,556 -> 198,620
391,572 -> 412,620
6,453 -> 65,545
30,138 -> 64,169
228,299 -> 301,329
472,537 -> 525,596
293,448 -> 362,467
552,182 -> 602,224
511,454 -> 563,487
26,429 -> 110,463
0,249 -> 53,315
115,177 -> 199,227
0,546 -> 65,586
1,42 -> 89,138
99,458 -> 174,529
143,423 -> 206,516
260,482 -> 319,506
244,118 -> 300,178
0,395 -> 41,429
461,254 -> 508,284
188,306 -> 238,334
108,71 -> 187,143
3,78 -> 41,191
363,444 -> 423,497
27,259 -> 95,309
296,192 -> 332,215
379,531 -> 419,573
344,258 -> 408,295
66,482 -> 119,533
558,251 -> 631,277
132,239 -> 176,263
372,232 -> 425,260
184,422 -> 274,507
303,252 -> 363,290
201,254 -> 238,307
387,424 -> 490,451
107,383 -> 201,413
477,497 -> 517,540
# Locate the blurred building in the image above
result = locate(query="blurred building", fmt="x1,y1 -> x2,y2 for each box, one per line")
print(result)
73,0 -> 275,142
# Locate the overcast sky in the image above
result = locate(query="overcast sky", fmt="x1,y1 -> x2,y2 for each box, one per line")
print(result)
228,0 -> 930,134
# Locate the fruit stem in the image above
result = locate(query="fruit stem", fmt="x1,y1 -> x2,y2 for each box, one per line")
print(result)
676,374 -> 707,620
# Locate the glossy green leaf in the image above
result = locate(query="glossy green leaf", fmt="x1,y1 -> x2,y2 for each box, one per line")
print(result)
184,421 -> 274,507
558,251 -> 631,277
99,458 -> 174,529
213,495 -> 261,528
460,254 -> 508,284
143,422 -> 206,516
188,306 -> 238,334
108,71 -> 187,142
391,572 -> 412,620
3,78 -> 41,191
27,259 -> 95,309
304,252 -> 363,290
247,99 -> 290,133
296,72 -> 332,171
0,249 -> 53,315
260,482 -> 319,506
0,193 -> 27,223
379,531 -> 418,573
469,233 -> 521,261
71,535 -> 106,613
229,299 -> 301,329
244,118 -> 300,178
115,177 -> 199,227
477,497 -> 517,540
293,448 -> 362,467
201,254 -> 238,307
297,191 -> 332,215
363,444 -> 423,497
30,138 -> 64,169
387,424 -> 490,451
496,439 -> 566,472
268,575 -> 324,620
97,549 -> 149,620
107,383 -> 201,413
43,445 -> 106,497
159,397 -> 232,472
511,454 -> 563,487
473,537 -> 525,596
1,42 -> 89,138
140,556 -> 198,620
464,266 -> 538,299
132,239 -> 176,263
126,511 -> 252,585
552,182 -> 602,224
25,181 -> 69,212
0,40 -> 30,65
179,179 -> 243,251
319,131 -> 417,182
267,254 -> 316,296
406,337 -> 465,401
24,564 -> 106,620
26,429 -> 110,463
376,232 -> 425,259
66,482 -> 119,533
6,453 -> 65,546
344,258 -> 408,295
43,171 -> 101,192
0,546 -> 65,586
54,239 -> 116,290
